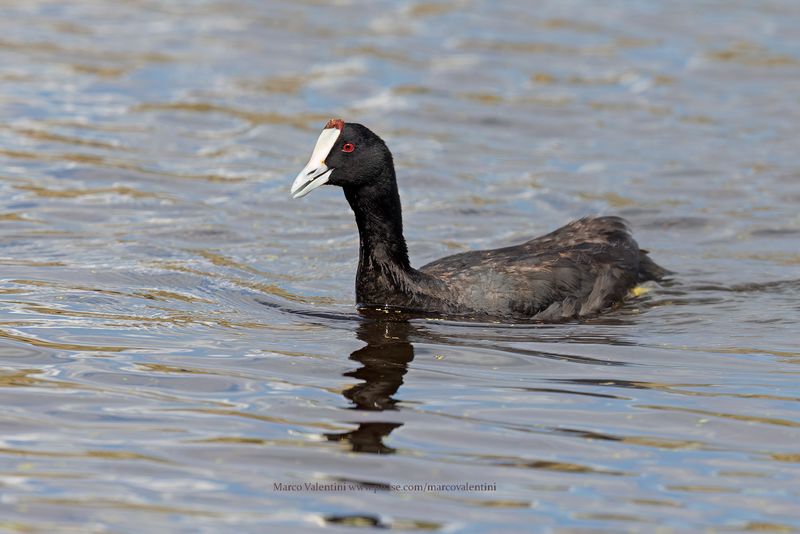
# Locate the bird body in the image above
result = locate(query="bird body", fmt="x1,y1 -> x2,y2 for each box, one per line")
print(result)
291,119 -> 666,321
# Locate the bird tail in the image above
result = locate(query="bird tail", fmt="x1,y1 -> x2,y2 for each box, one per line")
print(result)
638,250 -> 670,282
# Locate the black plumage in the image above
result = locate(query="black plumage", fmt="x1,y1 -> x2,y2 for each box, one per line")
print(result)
291,120 -> 667,321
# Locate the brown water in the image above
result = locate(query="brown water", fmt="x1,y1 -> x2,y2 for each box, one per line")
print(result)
1,1 -> 799,532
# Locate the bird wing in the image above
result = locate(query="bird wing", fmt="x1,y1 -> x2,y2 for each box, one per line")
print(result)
419,217 -> 641,320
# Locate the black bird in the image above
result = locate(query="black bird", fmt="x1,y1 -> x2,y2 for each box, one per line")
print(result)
291,119 -> 667,321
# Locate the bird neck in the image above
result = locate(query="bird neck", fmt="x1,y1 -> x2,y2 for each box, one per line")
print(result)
342,167 -> 454,311
344,166 -> 411,274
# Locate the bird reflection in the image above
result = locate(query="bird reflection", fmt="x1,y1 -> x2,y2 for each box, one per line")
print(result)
318,306 -> 635,454
325,317 -> 415,454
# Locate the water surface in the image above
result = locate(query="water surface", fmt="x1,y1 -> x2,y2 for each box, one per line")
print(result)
1,1 -> 799,532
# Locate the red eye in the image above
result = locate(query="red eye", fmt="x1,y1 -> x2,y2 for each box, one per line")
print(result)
342,143 -> 355,153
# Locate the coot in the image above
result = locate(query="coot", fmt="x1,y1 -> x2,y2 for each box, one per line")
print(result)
290,119 -> 667,321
